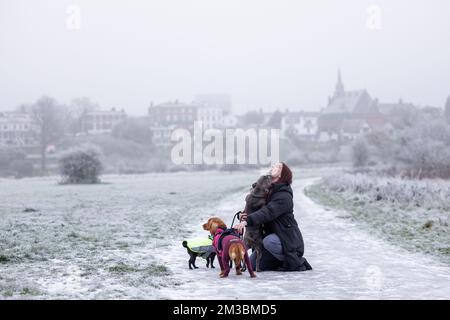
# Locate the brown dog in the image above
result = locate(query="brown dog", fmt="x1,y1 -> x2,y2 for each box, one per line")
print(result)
202,217 -> 226,236
203,217 -> 256,278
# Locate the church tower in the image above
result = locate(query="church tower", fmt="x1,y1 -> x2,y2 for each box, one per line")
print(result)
334,69 -> 345,98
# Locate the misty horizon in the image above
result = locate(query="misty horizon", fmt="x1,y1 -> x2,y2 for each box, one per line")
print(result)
1,0 -> 449,116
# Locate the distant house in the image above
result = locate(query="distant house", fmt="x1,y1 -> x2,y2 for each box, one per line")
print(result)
0,112 -> 38,146
318,70 -> 386,142
148,101 -> 197,147
281,111 -> 320,140
196,105 -> 223,130
81,108 -> 127,135
148,100 -> 224,147
148,101 -> 197,129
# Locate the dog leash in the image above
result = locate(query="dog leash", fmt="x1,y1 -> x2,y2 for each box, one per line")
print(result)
230,210 -> 247,272
230,211 -> 242,228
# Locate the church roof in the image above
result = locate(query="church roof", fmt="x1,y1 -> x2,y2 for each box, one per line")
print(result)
323,90 -> 374,115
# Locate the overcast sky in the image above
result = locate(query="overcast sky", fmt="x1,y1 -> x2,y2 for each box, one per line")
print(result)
1,0 -> 449,115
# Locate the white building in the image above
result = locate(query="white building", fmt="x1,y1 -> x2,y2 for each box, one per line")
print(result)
281,111 -> 320,140
81,108 -> 127,134
148,101 -> 197,128
196,105 -> 223,130
148,101 -> 225,147
0,112 -> 38,146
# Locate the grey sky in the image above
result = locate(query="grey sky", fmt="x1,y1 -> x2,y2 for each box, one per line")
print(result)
1,0 -> 449,115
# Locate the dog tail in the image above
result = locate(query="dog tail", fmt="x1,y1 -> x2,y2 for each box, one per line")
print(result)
230,244 -> 245,260
182,241 -> 188,248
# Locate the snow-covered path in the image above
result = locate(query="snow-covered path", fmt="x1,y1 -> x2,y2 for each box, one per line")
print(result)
158,177 -> 450,299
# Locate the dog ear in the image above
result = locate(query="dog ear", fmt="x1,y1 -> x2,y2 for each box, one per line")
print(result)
203,218 -> 213,231
218,220 -> 227,229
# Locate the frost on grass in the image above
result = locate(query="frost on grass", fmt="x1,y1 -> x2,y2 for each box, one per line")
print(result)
108,262 -> 170,276
0,171 -> 255,299
307,173 -> 450,263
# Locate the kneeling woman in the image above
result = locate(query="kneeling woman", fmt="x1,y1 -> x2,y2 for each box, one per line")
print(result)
234,162 -> 312,271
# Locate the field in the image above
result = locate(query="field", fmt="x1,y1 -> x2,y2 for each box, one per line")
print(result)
0,171 -> 255,299
1,168 -> 450,299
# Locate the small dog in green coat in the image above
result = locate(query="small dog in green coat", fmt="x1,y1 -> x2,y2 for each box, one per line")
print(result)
182,236 -> 216,269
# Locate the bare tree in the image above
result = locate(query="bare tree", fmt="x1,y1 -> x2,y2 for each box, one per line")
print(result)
67,97 -> 99,136
32,96 -> 65,173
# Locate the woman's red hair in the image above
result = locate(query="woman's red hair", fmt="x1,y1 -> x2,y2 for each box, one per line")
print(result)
279,162 -> 293,185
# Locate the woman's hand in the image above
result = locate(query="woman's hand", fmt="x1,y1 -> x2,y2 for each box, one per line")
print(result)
233,221 -> 247,234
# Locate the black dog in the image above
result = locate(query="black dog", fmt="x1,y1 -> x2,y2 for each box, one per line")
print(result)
182,240 -> 216,269
243,175 -> 272,272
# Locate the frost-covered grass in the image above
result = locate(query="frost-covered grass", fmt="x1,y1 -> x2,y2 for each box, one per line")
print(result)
306,173 -> 450,264
2,167 -> 449,300
0,171 -> 257,299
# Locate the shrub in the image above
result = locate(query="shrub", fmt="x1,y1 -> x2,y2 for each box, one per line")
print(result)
59,145 -> 103,184
352,138 -> 369,167
321,173 -> 450,211
394,120 -> 450,179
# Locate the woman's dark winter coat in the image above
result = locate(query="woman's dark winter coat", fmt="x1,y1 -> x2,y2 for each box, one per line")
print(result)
246,182 -> 308,271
